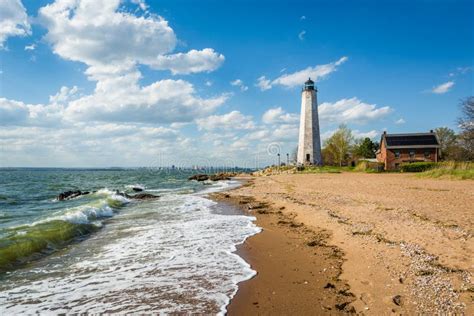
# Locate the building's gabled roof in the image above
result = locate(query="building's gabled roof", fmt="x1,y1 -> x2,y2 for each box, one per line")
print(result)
381,132 -> 440,149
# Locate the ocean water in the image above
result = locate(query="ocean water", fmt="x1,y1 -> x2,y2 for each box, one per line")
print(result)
0,168 -> 260,314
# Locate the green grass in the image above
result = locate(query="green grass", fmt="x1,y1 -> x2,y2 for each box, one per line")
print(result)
418,161 -> 474,180
300,166 -> 354,174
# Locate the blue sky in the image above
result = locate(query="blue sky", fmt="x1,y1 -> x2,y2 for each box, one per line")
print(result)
0,0 -> 472,167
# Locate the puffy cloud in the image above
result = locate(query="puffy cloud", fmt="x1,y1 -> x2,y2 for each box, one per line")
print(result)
0,98 -> 29,124
38,0 -> 223,77
0,0 -> 31,48
271,56 -> 348,89
256,76 -> 272,91
262,107 -> 298,124
318,97 -> 392,124
196,111 -> 255,131
66,77 -> 228,124
395,118 -> 405,124
49,86 -> 79,104
230,79 -> 248,91
149,48 -> 224,75
431,81 -> 454,94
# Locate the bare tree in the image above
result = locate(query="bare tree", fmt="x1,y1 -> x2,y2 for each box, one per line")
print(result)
457,97 -> 474,160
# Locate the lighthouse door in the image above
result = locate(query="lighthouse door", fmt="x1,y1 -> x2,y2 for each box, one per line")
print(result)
306,154 -> 310,162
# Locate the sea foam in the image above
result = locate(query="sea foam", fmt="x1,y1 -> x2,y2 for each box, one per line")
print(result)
0,182 -> 260,314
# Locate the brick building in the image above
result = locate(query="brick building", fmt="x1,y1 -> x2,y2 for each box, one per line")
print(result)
376,131 -> 440,170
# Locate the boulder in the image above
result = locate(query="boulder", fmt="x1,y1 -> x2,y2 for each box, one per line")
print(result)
57,190 -> 83,201
188,174 -> 209,181
209,173 -> 231,181
130,193 -> 160,200
131,187 -> 144,192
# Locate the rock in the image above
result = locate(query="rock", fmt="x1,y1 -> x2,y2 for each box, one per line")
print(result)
209,173 -> 232,181
130,193 -> 160,200
131,187 -> 143,192
188,174 -> 209,181
57,190 -> 83,201
392,295 -> 402,306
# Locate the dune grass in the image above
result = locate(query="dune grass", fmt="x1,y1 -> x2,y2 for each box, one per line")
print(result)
418,161 -> 474,180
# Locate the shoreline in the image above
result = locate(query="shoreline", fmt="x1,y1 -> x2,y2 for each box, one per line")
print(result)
211,173 -> 473,315
210,178 -> 356,315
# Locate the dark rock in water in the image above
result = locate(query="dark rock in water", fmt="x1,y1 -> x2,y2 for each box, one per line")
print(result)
57,190 -> 83,201
132,187 -> 144,192
188,174 -> 209,181
130,193 -> 159,200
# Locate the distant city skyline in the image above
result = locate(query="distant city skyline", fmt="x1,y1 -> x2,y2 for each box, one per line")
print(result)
0,0 -> 472,167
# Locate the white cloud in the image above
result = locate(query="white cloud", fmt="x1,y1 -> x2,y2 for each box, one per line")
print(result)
230,79 -> 248,91
205,80 -> 212,86
196,111 -> 255,131
395,118 -> 405,124
431,81 -> 454,94
148,48 -> 224,75
300,15 -> 306,20
24,43 -> 36,51
0,0 -> 31,48
256,76 -> 272,91
262,107 -> 298,124
263,56 -> 348,89
65,77 -> 228,124
131,0 -> 148,11
298,30 -> 306,40
38,0 -> 224,77
0,98 -> 29,124
318,97 -> 392,124
49,86 -> 79,104
353,130 -> 378,139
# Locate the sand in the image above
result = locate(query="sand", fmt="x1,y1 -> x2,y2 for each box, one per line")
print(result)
214,173 -> 473,315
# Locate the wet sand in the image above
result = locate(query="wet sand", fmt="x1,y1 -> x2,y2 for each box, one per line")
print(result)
213,173 -> 473,315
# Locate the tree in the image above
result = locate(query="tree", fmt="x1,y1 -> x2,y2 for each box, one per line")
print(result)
323,125 -> 353,166
434,127 -> 457,160
457,97 -> 474,160
290,146 -> 298,164
353,137 -> 376,158
458,96 -> 474,134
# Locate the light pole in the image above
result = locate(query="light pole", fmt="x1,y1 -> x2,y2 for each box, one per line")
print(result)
286,153 -> 289,166
277,153 -> 280,167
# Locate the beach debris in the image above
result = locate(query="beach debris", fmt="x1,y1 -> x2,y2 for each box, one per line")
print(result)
247,202 -> 268,210
392,295 -> 402,306
57,190 -> 90,201
324,282 -> 336,289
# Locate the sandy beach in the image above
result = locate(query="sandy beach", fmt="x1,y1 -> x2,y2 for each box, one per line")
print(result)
214,173 -> 473,314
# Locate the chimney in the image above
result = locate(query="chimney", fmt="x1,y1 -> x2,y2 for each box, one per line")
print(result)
430,129 -> 433,133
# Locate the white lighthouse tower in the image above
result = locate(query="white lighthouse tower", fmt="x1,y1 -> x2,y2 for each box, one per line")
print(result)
297,78 -> 323,165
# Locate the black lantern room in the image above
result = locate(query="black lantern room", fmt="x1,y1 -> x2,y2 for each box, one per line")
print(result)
304,78 -> 315,91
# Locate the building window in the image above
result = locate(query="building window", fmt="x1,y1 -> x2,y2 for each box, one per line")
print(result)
394,150 -> 400,158
409,150 -> 415,159
424,150 -> 430,158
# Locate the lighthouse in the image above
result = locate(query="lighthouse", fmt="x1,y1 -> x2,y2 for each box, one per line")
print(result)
297,78 -> 323,165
